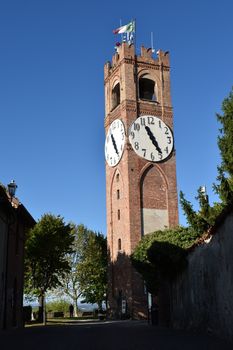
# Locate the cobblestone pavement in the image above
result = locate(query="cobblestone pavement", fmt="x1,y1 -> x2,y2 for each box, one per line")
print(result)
0,320 -> 232,350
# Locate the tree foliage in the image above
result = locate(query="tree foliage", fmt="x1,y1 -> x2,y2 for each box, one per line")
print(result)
181,87 -> 233,232
179,188 -> 222,234
52,226 -> 107,312
132,226 -> 199,294
24,214 -> 74,297
53,224 -> 92,316
213,87 -> 233,203
217,88 -> 233,177
46,300 -> 70,314
77,232 -> 107,309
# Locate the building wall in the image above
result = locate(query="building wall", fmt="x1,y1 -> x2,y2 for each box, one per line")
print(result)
0,187 -> 35,330
170,209 -> 233,342
5,217 -> 25,329
0,211 -> 8,328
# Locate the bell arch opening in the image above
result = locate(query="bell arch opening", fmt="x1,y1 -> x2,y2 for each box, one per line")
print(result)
139,75 -> 156,101
112,82 -> 120,110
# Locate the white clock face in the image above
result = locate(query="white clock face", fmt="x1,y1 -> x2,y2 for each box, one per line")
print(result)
129,115 -> 174,162
105,119 -> 126,167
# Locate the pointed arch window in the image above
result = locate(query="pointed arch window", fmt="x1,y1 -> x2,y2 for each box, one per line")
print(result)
139,75 -> 156,101
112,82 -> 120,110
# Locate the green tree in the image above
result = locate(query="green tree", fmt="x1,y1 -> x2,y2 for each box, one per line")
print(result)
78,232 -> 107,310
179,187 -> 221,234
213,87 -> 233,203
46,300 -> 70,314
24,214 -> 74,323
52,226 -> 107,313
131,226 -> 199,294
53,224 -> 90,316
181,88 -> 233,232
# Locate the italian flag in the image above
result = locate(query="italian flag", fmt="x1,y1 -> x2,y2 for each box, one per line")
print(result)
113,21 -> 135,34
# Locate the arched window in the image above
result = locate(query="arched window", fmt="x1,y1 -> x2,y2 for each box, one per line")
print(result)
139,75 -> 156,101
117,209 -> 120,220
112,82 -> 120,110
117,189 -> 120,199
118,238 -> 122,251
116,173 -> 120,182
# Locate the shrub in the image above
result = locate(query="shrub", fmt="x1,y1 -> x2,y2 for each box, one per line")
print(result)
131,226 -> 201,294
46,300 -> 70,313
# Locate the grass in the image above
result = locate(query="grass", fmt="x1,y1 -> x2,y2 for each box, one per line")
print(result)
25,315 -> 101,328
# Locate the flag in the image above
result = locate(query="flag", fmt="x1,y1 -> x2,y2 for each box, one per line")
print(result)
113,21 -> 135,34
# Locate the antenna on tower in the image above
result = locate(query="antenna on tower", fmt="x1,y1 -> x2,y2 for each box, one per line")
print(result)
200,185 -> 209,203
120,19 -> 124,42
151,32 -> 155,53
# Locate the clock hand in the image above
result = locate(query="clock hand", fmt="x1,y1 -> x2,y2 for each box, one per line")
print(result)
145,126 -> 162,154
111,133 -> 119,155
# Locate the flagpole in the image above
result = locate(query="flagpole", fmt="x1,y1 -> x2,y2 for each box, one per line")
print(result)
120,19 -> 123,43
134,18 -> 136,53
133,18 -> 139,118
151,32 -> 155,53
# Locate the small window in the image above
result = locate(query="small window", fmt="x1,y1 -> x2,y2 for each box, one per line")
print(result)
116,173 -> 120,182
139,76 -> 156,101
117,189 -> 120,199
118,238 -> 122,251
112,83 -> 120,110
117,209 -> 120,220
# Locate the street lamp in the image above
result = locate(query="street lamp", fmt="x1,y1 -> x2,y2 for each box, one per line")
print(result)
7,180 -> 17,201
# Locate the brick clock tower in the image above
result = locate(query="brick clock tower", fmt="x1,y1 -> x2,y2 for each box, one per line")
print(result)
104,42 -> 178,319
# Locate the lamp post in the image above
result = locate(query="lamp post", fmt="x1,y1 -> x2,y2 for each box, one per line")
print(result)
7,180 -> 18,202
3,180 -> 17,329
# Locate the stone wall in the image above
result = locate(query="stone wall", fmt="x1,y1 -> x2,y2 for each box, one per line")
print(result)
170,208 -> 233,342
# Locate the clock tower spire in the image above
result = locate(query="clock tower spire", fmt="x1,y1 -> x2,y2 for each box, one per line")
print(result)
104,42 -> 178,319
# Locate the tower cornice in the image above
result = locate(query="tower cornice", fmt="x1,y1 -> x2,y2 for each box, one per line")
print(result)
104,58 -> 170,84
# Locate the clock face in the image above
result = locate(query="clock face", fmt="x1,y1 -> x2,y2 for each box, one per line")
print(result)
105,119 -> 126,167
129,115 -> 174,162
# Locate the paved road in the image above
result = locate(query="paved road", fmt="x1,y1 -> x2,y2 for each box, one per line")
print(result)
0,320 -> 232,350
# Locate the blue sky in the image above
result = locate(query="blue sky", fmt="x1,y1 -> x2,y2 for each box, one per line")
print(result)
1,0 -> 233,234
